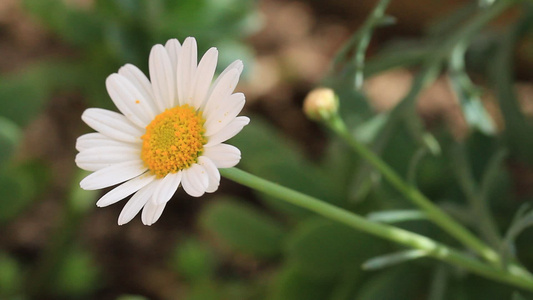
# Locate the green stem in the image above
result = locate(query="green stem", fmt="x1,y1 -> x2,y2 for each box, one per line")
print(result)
327,116 -> 500,265
220,167 -> 533,292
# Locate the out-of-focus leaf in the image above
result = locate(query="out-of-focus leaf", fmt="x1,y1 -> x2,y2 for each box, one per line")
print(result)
428,266 -> 449,300
512,292 -> 527,300
219,281 -> 258,300
68,170 -> 98,214
448,41 -> 495,135
363,41 -> 435,77
232,117 -> 345,215
0,253 -> 22,297
478,149 -> 507,201
354,113 -> 388,144
52,247 -> 101,297
362,249 -> 428,271
0,117 -> 21,167
0,73 -> 48,127
367,210 -> 427,223
155,0 -> 259,44
501,205 -> 533,262
407,148 -> 428,185
213,40 -> 255,78
490,12 -> 533,165
116,295 -> 149,300
22,0 -> 102,46
355,265 -> 425,300
447,275 -> 516,299
0,161 -> 50,223
185,279 -> 256,300
171,238 -> 216,281
426,2 -> 477,37
200,198 -> 285,257
285,218 -> 387,279
270,265 -> 333,300
0,62 -> 84,126
187,280 -> 221,300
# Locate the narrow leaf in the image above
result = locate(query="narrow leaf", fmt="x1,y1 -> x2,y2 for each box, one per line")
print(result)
362,249 -> 428,271
367,210 -> 427,223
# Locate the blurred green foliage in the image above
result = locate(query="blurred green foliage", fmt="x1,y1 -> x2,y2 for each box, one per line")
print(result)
200,198 -> 285,257
0,0 -> 258,299
1,0 -> 533,299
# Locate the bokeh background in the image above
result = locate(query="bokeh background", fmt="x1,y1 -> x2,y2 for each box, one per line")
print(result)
1,0 -> 532,299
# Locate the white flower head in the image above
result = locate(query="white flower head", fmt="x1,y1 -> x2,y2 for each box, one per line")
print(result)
75,37 -> 249,225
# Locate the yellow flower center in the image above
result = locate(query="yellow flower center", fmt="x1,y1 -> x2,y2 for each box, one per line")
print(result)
141,104 -> 206,178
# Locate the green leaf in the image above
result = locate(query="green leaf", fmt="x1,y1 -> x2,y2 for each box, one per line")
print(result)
512,292 -> 527,300
355,265 -> 425,300
362,249 -> 428,271
0,62 -> 84,127
52,247 -> 101,297
0,73 -> 48,127
270,265 -> 333,300
501,205 -> 533,262
0,161 -> 50,223
353,113 -> 388,144
187,280 -> 221,300
489,12 -> 533,165
116,295 -> 150,300
427,266 -> 449,300
200,198 -> 285,257
171,238 -> 216,281
426,2 -> 477,37
448,41 -> 495,135
0,117 -> 21,167
367,210 -> 427,223
232,117 -> 345,215
285,218 -> 387,279
22,0 -> 102,46
0,253 -> 22,297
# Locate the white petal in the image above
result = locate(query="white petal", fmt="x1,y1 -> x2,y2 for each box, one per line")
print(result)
118,182 -> 156,225
204,92 -> 245,136
204,116 -> 250,147
96,173 -> 156,207
80,160 -> 146,190
106,74 -> 151,127
76,161 -> 110,172
190,47 -> 218,109
141,200 -> 167,226
76,145 -> 140,171
181,164 -> 208,197
152,172 -> 182,205
149,44 -> 175,111
81,108 -> 143,143
198,156 -> 220,193
165,38 -> 182,76
176,37 -> 198,106
203,68 -> 240,117
204,143 -> 241,168
202,60 -> 243,111
76,133 -> 127,151
118,64 -> 156,113
216,60 -> 244,84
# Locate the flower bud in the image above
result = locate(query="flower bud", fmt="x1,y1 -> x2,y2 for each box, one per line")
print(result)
303,87 -> 339,121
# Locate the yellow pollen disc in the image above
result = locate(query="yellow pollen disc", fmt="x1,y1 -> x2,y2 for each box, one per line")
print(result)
141,104 -> 206,178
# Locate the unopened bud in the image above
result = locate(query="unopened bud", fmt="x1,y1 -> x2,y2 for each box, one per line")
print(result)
303,87 -> 339,121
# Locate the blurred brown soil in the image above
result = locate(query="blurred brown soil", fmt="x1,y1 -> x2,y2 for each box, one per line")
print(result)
0,0 -> 532,299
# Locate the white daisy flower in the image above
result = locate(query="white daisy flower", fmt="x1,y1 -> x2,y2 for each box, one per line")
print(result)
75,37 -> 249,226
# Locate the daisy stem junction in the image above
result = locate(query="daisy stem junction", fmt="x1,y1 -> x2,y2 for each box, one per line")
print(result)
220,167 -> 533,292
